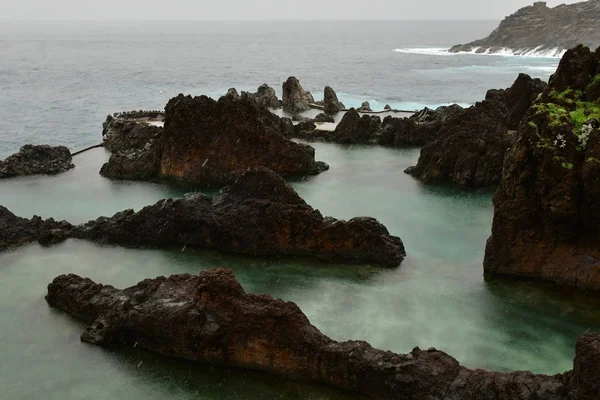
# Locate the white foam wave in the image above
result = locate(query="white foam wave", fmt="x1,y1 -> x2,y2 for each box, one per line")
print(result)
393,46 -> 566,59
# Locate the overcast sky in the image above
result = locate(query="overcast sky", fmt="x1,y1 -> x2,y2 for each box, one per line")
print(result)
0,0 -> 585,20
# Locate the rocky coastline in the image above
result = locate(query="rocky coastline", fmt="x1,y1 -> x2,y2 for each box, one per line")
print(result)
449,0 -> 600,56
485,45 -> 600,290
46,268 -> 600,400
0,145 -> 74,179
1,167 -> 405,267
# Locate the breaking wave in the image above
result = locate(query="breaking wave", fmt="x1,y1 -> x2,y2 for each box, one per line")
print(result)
393,46 -> 566,59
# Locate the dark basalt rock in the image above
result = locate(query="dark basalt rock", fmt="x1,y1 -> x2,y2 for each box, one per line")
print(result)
75,167 -> 403,266
376,105 -> 464,147
99,140 -> 161,181
384,104 -> 392,111
333,109 -> 381,144
405,74 -> 546,187
46,268 -> 599,400
449,0 -> 600,55
241,84 -> 280,108
0,145 -> 74,179
160,94 -> 327,186
485,45 -> 600,290
102,112 -> 164,153
314,113 -> 335,123
282,77 -> 314,113
358,101 -> 373,112
0,206 -> 73,251
220,88 -> 241,101
323,86 -> 345,114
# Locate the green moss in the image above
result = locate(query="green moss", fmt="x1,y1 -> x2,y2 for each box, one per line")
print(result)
561,162 -> 574,170
570,101 -> 600,132
587,157 -> 600,164
547,88 -> 583,105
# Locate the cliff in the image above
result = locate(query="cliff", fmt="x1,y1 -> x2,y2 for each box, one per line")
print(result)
450,1 -> 600,55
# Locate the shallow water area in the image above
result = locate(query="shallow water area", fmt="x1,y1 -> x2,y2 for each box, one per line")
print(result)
2,143 -> 600,399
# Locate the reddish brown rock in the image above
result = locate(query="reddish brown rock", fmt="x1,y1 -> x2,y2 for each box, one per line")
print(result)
484,45 -> 600,290
159,94 -> 327,186
46,268 -> 598,400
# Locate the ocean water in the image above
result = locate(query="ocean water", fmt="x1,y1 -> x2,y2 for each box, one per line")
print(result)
0,21 -> 592,400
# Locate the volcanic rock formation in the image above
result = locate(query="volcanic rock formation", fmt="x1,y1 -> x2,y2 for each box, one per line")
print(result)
101,94 -> 328,186
405,74 -> 546,187
0,145 -> 75,178
46,268 -> 600,400
332,109 -> 381,144
101,111 -> 164,153
485,45 -> 600,290
241,84 -> 281,108
1,168 -> 405,266
450,0 -> 600,56
323,86 -> 345,114
282,77 -> 315,113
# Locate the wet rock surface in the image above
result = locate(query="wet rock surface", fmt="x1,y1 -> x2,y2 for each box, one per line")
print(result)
323,86 -> 345,114
405,74 -> 546,187
450,0 -> 600,55
241,84 -> 281,108
333,109 -> 381,144
76,167 -> 404,266
46,267 -> 599,400
282,77 -> 315,113
102,94 -> 328,186
0,145 -> 74,178
485,45 -> 600,290
0,206 -> 73,251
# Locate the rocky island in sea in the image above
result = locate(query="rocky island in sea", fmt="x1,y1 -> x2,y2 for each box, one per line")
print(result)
450,0 -> 600,56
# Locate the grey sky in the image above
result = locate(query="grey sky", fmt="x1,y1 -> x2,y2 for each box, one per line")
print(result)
1,0 -> 584,20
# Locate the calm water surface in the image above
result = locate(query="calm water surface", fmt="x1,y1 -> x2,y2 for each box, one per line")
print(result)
1,144 -> 600,399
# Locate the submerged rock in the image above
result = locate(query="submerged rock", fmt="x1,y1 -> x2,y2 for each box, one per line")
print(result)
76,167 -> 404,266
0,145 -> 74,179
282,77 -> 314,113
485,45 -> 600,290
405,74 -> 546,187
449,0 -> 600,55
47,267 -> 598,400
333,108 -> 381,144
102,94 -> 328,186
0,206 -> 73,251
241,84 -> 280,108
314,113 -> 335,123
323,86 -> 345,114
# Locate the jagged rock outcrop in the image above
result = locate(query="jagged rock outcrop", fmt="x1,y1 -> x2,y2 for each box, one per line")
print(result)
47,268 -> 600,400
102,94 -> 328,185
384,104 -> 392,111
282,77 -> 314,113
405,74 -> 546,187
323,86 -> 345,114
0,168 -> 405,266
0,145 -> 74,178
376,105 -> 464,147
450,0 -> 600,55
75,168 -> 405,266
220,88 -> 240,101
333,109 -> 381,144
358,101 -> 373,112
241,84 -> 280,108
102,111 -> 164,153
0,206 -> 73,251
485,45 -> 600,290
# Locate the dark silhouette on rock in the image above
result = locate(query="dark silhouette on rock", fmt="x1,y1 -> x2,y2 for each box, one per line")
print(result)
0,145 -> 74,179
282,77 -> 314,113
384,104 -> 392,111
485,45 -> 600,290
46,268 -> 600,400
242,84 -> 280,108
450,0 -> 600,55
323,86 -> 345,114
0,206 -> 73,251
101,94 -> 328,186
333,109 -> 381,144
405,74 -> 546,187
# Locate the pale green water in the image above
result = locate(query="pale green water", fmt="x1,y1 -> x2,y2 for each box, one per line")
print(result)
1,144 -> 600,399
